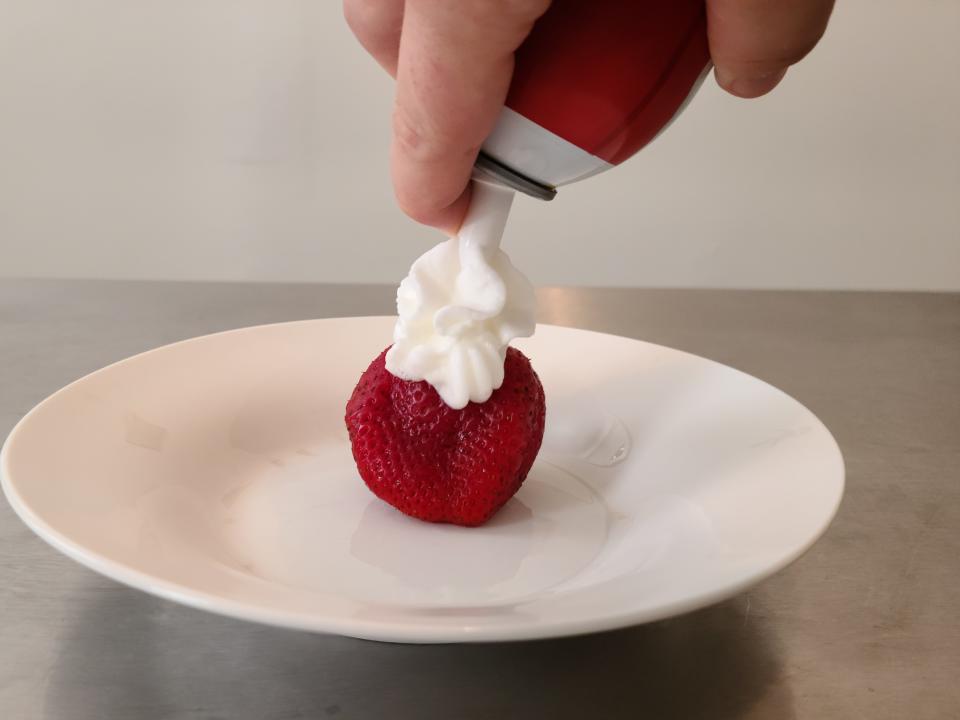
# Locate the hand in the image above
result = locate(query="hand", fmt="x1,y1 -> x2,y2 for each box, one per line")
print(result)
344,0 -> 551,232
709,0 -> 835,98
344,0 -> 835,231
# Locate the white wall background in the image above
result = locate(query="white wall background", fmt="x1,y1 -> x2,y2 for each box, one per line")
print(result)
1,0 -> 958,289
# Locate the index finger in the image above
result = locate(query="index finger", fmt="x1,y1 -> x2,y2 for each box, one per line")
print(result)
391,0 -> 550,231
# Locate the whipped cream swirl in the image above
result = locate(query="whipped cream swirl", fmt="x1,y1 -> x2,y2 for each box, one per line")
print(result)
385,181 -> 536,409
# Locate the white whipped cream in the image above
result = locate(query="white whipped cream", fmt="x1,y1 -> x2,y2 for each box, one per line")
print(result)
385,181 -> 536,409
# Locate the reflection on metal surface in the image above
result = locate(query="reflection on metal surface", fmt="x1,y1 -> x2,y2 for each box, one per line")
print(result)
535,287 -> 587,328
2,279 -> 952,717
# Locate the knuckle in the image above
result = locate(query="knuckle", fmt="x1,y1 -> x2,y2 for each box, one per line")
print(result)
392,105 -> 464,165
392,105 -> 484,165
392,106 -> 431,159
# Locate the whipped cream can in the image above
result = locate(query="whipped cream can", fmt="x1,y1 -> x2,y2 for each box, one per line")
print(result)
475,0 -> 711,200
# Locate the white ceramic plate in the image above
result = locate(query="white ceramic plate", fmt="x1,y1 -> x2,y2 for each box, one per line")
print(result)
1,317 -> 843,643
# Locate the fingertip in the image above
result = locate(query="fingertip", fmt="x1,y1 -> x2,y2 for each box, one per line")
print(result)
715,65 -> 788,99
439,187 -> 472,235
394,180 -> 472,235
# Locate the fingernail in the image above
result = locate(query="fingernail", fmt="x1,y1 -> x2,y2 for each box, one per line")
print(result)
715,66 -> 788,98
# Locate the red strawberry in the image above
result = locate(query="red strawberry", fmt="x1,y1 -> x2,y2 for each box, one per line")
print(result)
345,346 -> 546,527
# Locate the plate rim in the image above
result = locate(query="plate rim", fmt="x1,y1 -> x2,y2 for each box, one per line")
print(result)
1,316 -> 846,643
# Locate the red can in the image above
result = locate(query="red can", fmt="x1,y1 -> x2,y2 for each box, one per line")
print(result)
475,0 -> 711,199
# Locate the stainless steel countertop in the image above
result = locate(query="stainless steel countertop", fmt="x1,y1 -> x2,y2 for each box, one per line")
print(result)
2,279 -> 958,720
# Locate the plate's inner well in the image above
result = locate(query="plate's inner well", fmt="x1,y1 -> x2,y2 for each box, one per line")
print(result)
2,318 -> 844,640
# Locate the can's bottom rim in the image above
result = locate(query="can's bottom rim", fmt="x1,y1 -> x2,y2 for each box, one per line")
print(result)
472,152 -> 557,201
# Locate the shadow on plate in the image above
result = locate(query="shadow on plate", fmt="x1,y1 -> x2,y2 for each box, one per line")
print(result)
45,582 -> 794,720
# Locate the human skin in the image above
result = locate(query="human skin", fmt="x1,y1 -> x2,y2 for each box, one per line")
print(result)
344,0 -> 835,231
